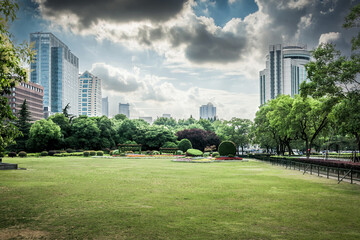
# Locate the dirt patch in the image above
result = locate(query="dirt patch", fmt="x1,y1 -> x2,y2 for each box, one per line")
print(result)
0,228 -> 49,239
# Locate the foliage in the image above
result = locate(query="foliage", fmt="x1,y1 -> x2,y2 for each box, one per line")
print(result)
83,151 -> 90,157
114,114 -> 127,120
89,151 -> 96,156
212,152 -> 220,157
48,150 -> 57,156
203,152 -> 210,157
48,113 -> 71,140
161,141 -> 177,148
186,148 -> 203,156
41,151 -> 48,156
8,151 -> 16,157
175,150 -> 184,155
177,138 -> 192,152
152,150 -> 160,155
26,119 -> 62,152
18,151 -> 27,157
66,116 -> 100,150
96,151 -> 104,156
134,125 -> 176,150
218,141 -> 236,156
10,99 -> 32,151
111,149 -> 120,155
176,129 -> 220,151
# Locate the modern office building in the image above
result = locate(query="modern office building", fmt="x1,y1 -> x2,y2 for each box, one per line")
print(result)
139,116 -> 153,124
30,32 -> 79,115
4,81 -> 44,121
102,97 -> 109,117
259,44 -> 310,105
78,71 -> 102,117
119,103 -> 130,118
162,114 -> 171,118
200,103 -> 216,120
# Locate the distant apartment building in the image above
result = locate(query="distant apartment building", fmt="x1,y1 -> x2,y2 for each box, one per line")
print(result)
102,97 -> 109,117
4,82 -> 44,121
119,103 -> 130,118
139,116 -> 153,124
200,103 -> 216,120
259,44 -> 310,105
30,32 -> 79,116
78,71 -> 102,117
162,114 -> 171,118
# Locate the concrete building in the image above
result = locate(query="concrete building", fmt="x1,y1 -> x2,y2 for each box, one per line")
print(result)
5,81 -> 44,121
78,71 -> 102,117
139,116 -> 153,124
260,44 -> 310,105
119,103 -> 130,118
162,114 -> 171,118
200,103 -> 216,120
30,32 -> 79,115
102,97 -> 109,117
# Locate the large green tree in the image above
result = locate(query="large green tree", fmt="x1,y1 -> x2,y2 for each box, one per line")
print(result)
0,0 -> 33,154
66,116 -> 100,150
13,99 -> 32,151
26,119 -> 62,151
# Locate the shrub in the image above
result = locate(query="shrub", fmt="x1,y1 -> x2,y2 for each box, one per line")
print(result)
60,150 -> 67,154
66,148 -> 74,153
103,148 -> 110,154
48,150 -> 57,156
120,152 -> 126,156
112,150 -> 120,155
152,151 -> 160,155
97,151 -> 104,156
162,141 -> 178,148
83,151 -> 90,157
212,152 -> 220,158
175,150 -> 184,155
203,152 -> 210,157
41,151 -> 48,156
18,151 -> 27,158
0,152 -> 4,158
178,139 -> 192,152
228,154 -> 235,158
218,141 -> 236,156
89,151 -> 96,156
54,153 -> 65,157
186,149 -> 203,156
8,152 -> 17,158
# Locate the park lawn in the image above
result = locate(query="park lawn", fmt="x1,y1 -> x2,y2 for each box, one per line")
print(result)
0,157 -> 359,239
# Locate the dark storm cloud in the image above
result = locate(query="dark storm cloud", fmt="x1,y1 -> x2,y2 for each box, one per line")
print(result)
39,0 -> 188,27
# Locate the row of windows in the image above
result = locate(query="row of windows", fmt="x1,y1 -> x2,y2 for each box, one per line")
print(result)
19,83 -> 43,93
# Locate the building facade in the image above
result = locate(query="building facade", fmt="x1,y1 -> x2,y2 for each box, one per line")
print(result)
5,82 -> 44,121
78,71 -> 102,117
162,114 -> 171,118
119,103 -> 130,118
102,97 -> 109,117
139,116 -> 152,124
259,44 -> 310,105
200,103 -> 216,120
30,32 -> 79,115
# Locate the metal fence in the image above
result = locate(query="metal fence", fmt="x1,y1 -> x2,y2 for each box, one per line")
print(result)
251,155 -> 360,184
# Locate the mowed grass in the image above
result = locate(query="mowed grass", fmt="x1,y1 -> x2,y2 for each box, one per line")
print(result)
1,157 -> 360,239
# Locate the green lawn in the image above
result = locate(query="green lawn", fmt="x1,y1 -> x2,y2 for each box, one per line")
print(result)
1,157 -> 359,239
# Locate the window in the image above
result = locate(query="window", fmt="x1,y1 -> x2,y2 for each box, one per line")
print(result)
82,89 -> 87,92
82,103 -> 87,106
82,108 -> 87,111
82,98 -> 87,102
82,94 -> 87,97
83,80 -> 88,83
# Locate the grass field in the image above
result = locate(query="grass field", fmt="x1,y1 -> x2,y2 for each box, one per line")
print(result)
1,157 -> 360,239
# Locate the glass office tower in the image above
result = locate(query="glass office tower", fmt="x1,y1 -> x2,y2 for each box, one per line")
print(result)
30,32 -> 79,116
78,71 -> 102,117
200,103 -> 216,120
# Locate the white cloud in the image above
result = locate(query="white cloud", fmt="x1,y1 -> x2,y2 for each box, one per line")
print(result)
319,32 -> 341,44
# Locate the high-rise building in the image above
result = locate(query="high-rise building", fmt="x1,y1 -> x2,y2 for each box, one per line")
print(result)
139,116 -> 153,124
102,97 -> 109,117
4,82 -> 44,121
30,32 -> 79,115
260,44 -> 310,105
162,114 -> 171,118
119,103 -> 130,118
200,103 -> 216,120
78,71 -> 102,117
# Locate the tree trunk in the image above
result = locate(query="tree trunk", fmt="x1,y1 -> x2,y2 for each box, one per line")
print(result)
305,140 -> 310,159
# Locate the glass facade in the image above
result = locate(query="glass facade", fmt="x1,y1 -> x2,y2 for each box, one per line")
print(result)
200,103 -> 216,120
78,71 -> 102,117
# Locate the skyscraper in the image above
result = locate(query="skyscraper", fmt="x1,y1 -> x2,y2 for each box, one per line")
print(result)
102,97 -> 109,117
200,103 -> 216,120
30,32 -> 79,115
119,103 -> 130,118
78,71 -> 102,117
259,44 -> 310,105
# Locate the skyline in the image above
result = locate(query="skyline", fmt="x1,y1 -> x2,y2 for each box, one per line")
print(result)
9,0 -> 360,120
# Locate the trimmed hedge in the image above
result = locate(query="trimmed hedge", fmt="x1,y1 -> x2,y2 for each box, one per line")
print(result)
18,151 -> 27,158
175,150 -> 184,155
178,139 -> 192,152
212,152 -> 220,157
186,149 -> 203,157
41,151 -> 48,156
8,152 -> 17,158
97,151 -> 104,156
83,151 -> 90,157
89,151 -> 96,156
152,151 -> 160,155
218,141 -> 236,156
203,152 -> 210,157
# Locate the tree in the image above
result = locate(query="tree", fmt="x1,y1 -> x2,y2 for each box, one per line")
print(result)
0,1 -> 34,155
198,119 -> 215,132
26,119 -> 62,151
66,116 -> 100,149
13,99 -> 32,151
176,128 -> 220,151
96,116 -> 116,149
153,117 -> 177,128
62,103 -> 75,123
48,113 -> 71,139
114,114 -> 127,120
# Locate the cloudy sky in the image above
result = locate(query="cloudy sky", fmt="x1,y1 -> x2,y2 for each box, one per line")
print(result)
9,0 -> 360,120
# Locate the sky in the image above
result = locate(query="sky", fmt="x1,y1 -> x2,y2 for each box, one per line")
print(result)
9,0 -> 360,120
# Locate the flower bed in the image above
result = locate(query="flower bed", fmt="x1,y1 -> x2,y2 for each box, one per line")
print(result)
215,157 -> 243,160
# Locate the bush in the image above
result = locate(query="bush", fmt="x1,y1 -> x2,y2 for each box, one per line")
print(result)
8,152 -> 17,157
203,152 -> 210,157
66,148 -> 74,153
186,149 -> 203,156
103,148 -> 110,154
162,141 -> 178,148
60,150 -> 67,154
175,150 -> 184,155
228,154 -> 235,158
111,150 -> 120,155
83,151 -> 90,157
152,151 -> 160,155
178,139 -> 192,152
48,150 -> 57,156
54,153 -> 65,157
212,152 -> 220,158
89,151 -> 96,156
97,151 -> 104,156
41,151 -> 48,156
18,151 -> 27,158
218,141 -> 236,156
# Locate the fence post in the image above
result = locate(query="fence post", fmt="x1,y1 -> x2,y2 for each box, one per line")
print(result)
327,167 -> 329,179
318,166 -> 320,176
338,169 -> 340,182
351,169 -> 353,184
310,165 -> 312,175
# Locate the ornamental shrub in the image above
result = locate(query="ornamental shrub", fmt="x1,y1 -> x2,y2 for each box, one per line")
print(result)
175,150 -> 184,155
178,139 -> 192,152
186,148 -> 203,156
0,153 -> 4,158
41,151 -> 48,156
18,151 -> 27,158
112,150 -> 120,155
212,152 -> 220,158
66,148 -> 74,153
89,151 -> 96,156
203,152 -> 210,157
8,152 -> 17,157
218,141 -> 236,156
152,151 -> 160,155
83,151 -> 90,157
162,141 -> 178,148
48,150 -> 57,156
97,151 -> 104,156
